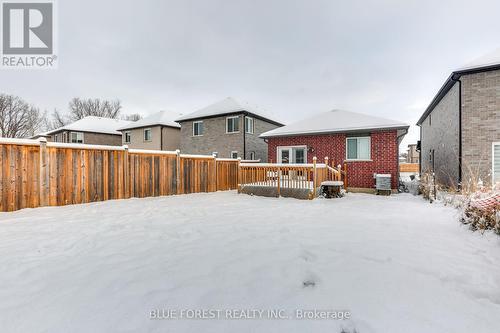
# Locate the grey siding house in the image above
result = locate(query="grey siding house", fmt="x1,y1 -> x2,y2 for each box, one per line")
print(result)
417,49 -> 500,188
43,116 -> 132,146
118,111 -> 181,151
176,97 -> 283,161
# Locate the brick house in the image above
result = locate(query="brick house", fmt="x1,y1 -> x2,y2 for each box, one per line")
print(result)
260,110 -> 409,191
417,49 -> 500,187
42,116 -> 131,146
118,111 -> 181,151
176,97 -> 283,161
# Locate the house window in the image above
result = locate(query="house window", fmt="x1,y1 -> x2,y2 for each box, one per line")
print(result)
245,117 -> 254,134
249,151 -> 256,160
124,131 -> 131,143
226,116 -> 239,133
277,146 -> 307,164
54,134 -> 58,142
493,142 -> 500,185
63,132 -> 67,143
193,121 -> 203,136
231,151 -> 238,159
70,132 -> 84,143
346,137 -> 370,160
144,128 -> 152,142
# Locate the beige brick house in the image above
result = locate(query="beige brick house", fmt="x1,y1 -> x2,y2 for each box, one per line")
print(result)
43,116 -> 132,146
417,49 -> 500,187
176,97 -> 283,161
118,111 -> 181,151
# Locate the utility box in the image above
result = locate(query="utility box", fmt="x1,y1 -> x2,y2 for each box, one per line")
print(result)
375,174 -> 391,195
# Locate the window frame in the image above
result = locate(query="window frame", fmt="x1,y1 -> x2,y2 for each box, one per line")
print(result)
493,142 -> 500,185
245,117 -> 254,134
276,145 -> 307,164
70,131 -> 84,144
124,131 -> 131,143
226,116 -> 240,134
231,151 -> 238,159
345,136 -> 371,161
249,151 -> 256,160
192,121 -> 204,137
143,128 -> 152,142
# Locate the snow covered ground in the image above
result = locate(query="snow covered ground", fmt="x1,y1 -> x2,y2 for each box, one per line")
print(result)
0,192 -> 499,333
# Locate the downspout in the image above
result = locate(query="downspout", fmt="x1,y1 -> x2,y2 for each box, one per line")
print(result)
243,113 -> 246,159
451,75 -> 462,189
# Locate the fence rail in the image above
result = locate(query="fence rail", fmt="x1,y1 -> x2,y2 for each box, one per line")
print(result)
0,138 -> 239,212
238,157 -> 347,199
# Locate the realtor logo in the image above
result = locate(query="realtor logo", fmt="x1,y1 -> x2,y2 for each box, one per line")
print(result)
1,1 -> 57,68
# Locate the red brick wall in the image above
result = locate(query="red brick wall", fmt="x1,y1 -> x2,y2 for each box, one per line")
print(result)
267,130 -> 399,189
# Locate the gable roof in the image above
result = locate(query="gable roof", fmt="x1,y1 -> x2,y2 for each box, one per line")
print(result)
417,48 -> 500,126
118,111 -> 181,130
260,110 -> 408,138
45,116 -> 132,136
175,97 -> 284,125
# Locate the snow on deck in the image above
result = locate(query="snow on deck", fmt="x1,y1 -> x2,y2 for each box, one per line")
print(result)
0,193 -> 499,333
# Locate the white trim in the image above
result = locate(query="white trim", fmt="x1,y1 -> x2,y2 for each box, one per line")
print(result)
245,116 -> 254,134
143,128 -> 152,142
346,136 -> 371,160
276,145 -> 308,164
226,116 -> 240,134
192,121 -> 203,136
493,142 -> 500,185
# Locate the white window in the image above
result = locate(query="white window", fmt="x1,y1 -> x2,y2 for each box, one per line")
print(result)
346,137 -> 371,160
493,142 -> 500,185
245,117 -> 254,134
70,132 -> 84,144
143,128 -> 152,142
193,121 -> 203,136
124,131 -> 131,143
226,116 -> 239,133
249,151 -> 256,160
231,151 -> 238,159
277,146 -> 307,164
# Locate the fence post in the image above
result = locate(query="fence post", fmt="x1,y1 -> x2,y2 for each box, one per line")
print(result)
39,138 -> 49,207
123,145 -> 129,198
343,162 -> 348,190
176,149 -> 181,194
237,157 -> 241,193
313,156 -> 317,197
213,153 -> 217,192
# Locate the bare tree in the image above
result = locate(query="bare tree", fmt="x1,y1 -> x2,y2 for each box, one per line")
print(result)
68,97 -> 122,121
122,113 -> 142,121
43,108 -> 68,130
0,94 -> 46,138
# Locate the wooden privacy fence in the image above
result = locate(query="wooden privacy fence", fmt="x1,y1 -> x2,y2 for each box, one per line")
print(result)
0,138 -> 239,212
238,156 -> 347,199
400,163 -> 420,173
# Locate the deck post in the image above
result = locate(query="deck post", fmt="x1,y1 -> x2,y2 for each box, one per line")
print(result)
313,156 -> 317,198
39,138 -> 49,207
277,166 -> 281,197
324,156 -> 329,180
237,157 -> 241,193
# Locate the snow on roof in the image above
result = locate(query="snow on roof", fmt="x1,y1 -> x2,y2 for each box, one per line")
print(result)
118,111 -> 181,130
260,110 -> 408,138
457,47 -> 500,71
175,97 -> 283,124
46,116 -> 132,136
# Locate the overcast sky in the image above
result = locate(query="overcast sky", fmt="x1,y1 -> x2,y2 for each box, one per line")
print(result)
2,0 -> 500,149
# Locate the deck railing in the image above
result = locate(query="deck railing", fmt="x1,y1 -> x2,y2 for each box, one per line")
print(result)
238,157 -> 347,199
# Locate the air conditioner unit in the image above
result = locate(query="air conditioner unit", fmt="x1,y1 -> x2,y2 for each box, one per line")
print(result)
375,174 -> 391,194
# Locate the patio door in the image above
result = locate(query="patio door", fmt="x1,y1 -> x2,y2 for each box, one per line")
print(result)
277,146 -> 307,164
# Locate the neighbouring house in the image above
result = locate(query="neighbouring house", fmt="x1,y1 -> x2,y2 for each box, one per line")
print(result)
406,143 -> 419,163
117,111 -> 181,151
175,97 -> 284,161
417,49 -> 500,188
260,110 -> 409,191
43,116 -> 131,146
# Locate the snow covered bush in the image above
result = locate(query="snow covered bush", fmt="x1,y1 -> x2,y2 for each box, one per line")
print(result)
459,186 -> 500,235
